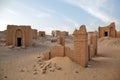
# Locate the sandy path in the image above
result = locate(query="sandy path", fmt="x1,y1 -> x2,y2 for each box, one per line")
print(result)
0,41 -> 51,80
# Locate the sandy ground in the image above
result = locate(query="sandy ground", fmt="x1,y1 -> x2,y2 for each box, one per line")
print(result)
0,36 -> 120,80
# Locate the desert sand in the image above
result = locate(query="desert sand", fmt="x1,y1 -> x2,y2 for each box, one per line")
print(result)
0,36 -> 120,80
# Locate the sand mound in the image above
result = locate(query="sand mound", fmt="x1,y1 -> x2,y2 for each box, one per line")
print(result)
98,37 -> 120,47
32,56 -> 83,75
47,57 -> 83,70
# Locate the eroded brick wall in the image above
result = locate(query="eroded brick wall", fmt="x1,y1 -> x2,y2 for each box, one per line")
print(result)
39,31 -> 45,37
50,45 -> 65,58
98,22 -> 116,38
73,25 -> 88,67
116,31 -> 120,38
32,29 -> 37,39
88,32 -> 98,60
43,25 -> 98,67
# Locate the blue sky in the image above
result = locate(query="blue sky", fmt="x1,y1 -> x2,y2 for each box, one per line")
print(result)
0,0 -> 120,34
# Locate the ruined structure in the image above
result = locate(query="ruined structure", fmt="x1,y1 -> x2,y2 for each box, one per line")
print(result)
50,45 -> 65,58
0,31 -> 6,39
52,30 -> 60,37
88,32 -> 98,60
73,25 -> 88,67
32,29 -> 37,39
6,25 -> 32,48
60,31 -> 69,37
50,34 -> 65,58
52,30 -> 69,37
57,31 -> 65,46
43,25 -> 96,67
57,36 -> 65,46
39,31 -> 45,37
116,31 -> 120,38
98,22 -> 116,38
0,31 -> 6,45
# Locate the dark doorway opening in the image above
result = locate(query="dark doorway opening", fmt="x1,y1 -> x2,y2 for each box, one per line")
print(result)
41,34 -> 43,36
104,32 -> 108,36
17,38 -> 22,47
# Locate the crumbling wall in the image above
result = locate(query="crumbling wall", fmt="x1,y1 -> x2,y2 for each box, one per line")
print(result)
43,25 -> 98,67
52,30 -> 60,37
43,51 -> 51,60
32,29 -> 37,39
60,31 -> 69,37
65,47 -> 74,60
98,22 -> 116,38
50,45 -> 65,58
57,36 -> 65,46
39,31 -> 45,37
25,27 -> 32,46
52,30 -> 68,37
73,25 -> 88,67
116,31 -> 120,38
88,31 -> 98,60
0,31 -> 6,45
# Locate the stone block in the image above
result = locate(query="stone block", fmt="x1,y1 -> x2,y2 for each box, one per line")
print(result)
51,45 -> 65,58
43,51 -> 50,60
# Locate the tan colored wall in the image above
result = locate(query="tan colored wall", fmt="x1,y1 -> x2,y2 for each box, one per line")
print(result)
60,31 -> 69,37
25,27 -> 32,46
39,31 -> 45,37
73,25 -> 88,67
32,29 -> 37,39
50,45 -> 65,58
116,31 -> 120,38
88,32 -> 98,60
99,27 -> 109,38
0,31 -> 6,39
6,25 -> 32,47
90,32 -> 97,53
88,31 -> 98,60
65,47 -> 74,61
98,22 -> 116,38
88,45 -> 95,59
43,25 -> 98,67
52,30 -> 60,37
43,51 -> 51,60
57,36 -> 65,46
52,30 -> 69,37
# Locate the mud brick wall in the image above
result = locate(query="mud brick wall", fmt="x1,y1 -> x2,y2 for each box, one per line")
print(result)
32,29 -> 37,39
50,45 -> 65,58
39,31 -> 45,37
73,25 -> 88,67
116,31 -> 120,38
98,22 -> 116,38
57,36 -> 65,46
6,25 -> 32,47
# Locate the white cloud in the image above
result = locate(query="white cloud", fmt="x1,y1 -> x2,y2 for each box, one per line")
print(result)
6,8 -> 17,15
64,16 -> 79,28
36,12 -> 51,18
11,1 -> 52,19
62,0 -> 118,24
0,20 -> 11,30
